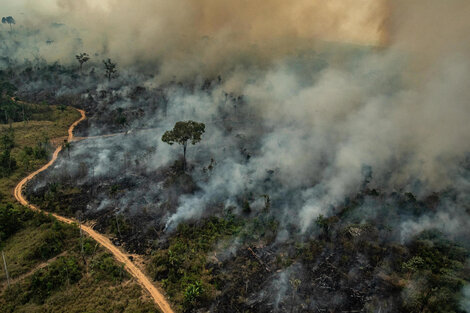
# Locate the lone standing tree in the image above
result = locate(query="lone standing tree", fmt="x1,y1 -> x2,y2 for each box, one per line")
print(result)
162,121 -> 205,171
76,53 -> 90,72
103,58 -> 117,81
1,16 -> 15,33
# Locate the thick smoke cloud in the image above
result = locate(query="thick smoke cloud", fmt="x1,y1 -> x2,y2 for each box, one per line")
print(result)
4,0 -> 470,244
5,1 -> 469,309
7,0 -> 468,235
1,0 -> 386,77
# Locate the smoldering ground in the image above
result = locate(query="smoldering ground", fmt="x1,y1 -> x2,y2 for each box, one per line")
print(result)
25,50 -> 470,309
3,0 -> 470,311
1,0 -> 386,76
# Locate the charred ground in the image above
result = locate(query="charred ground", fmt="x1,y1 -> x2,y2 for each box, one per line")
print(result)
21,76 -> 470,312
2,27 -> 470,312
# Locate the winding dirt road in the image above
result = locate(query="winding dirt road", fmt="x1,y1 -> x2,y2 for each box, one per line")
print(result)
13,109 -> 174,313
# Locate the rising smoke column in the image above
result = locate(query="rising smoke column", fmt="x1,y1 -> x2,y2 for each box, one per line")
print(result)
8,0 -> 470,233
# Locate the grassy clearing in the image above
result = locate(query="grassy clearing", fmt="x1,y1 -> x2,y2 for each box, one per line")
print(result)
0,104 -> 80,204
0,201 -> 160,312
0,103 -> 160,312
2,278 -> 158,313
0,225 -> 64,280
1,247 -> 160,313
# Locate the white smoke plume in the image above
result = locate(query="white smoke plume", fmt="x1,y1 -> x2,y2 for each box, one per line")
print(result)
1,0 -> 386,77
4,0 -> 470,235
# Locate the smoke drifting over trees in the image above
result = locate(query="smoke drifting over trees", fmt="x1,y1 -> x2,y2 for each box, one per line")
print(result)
2,0 -> 470,311
1,0 -> 387,76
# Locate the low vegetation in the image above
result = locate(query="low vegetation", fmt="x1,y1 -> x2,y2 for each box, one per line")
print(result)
147,216 -> 241,312
0,97 -> 80,203
142,205 -> 470,312
0,96 -> 160,313
0,202 -> 160,313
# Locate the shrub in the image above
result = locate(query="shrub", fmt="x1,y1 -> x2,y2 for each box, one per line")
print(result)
91,253 -> 127,282
183,280 -> 204,311
0,203 -> 22,242
29,256 -> 82,303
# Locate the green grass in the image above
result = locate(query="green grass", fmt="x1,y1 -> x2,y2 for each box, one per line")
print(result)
37,279 -> 157,313
0,225 -> 63,280
0,103 -> 160,313
0,204 -> 79,283
2,278 -> 158,313
0,104 -> 80,203
0,206 -> 160,312
1,250 -> 160,313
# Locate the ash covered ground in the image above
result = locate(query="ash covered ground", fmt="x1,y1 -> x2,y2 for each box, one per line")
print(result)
2,0 -> 470,311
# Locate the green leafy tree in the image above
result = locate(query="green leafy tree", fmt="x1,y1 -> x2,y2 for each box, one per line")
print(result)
401,232 -> 468,312
183,280 -> 204,311
103,58 -> 118,81
30,256 -> 82,302
91,253 -> 126,282
162,121 -> 205,171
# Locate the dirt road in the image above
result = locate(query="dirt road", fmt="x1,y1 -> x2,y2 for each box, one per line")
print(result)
13,109 -> 174,313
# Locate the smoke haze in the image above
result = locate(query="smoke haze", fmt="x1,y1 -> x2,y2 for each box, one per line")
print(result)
2,0 -> 386,76
3,0 -> 468,232
3,0 -> 470,311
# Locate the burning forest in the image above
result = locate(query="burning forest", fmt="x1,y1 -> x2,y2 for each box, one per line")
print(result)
1,0 -> 470,312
